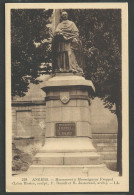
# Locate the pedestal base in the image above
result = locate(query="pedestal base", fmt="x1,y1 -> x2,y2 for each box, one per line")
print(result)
25,137 -> 118,176
32,138 -> 102,165
24,75 -> 118,177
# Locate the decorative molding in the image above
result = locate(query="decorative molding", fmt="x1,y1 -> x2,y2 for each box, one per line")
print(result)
43,85 -> 93,92
12,101 -> 46,107
14,136 -> 34,140
45,95 -> 90,104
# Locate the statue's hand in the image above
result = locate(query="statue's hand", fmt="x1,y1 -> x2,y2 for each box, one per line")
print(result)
64,37 -> 69,41
72,38 -> 78,43
55,29 -> 62,35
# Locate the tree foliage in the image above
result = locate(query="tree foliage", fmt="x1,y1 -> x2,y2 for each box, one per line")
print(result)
11,9 -> 53,97
66,9 -> 121,113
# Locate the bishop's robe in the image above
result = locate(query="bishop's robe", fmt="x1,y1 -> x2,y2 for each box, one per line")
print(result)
53,20 -> 83,73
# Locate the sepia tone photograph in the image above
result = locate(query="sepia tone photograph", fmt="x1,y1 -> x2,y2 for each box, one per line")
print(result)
6,3 -> 128,192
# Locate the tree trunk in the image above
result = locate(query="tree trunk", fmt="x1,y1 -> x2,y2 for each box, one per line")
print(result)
116,101 -> 122,176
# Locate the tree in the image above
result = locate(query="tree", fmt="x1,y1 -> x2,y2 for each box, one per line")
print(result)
11,9 -> 53,97
66,9 -> 122,175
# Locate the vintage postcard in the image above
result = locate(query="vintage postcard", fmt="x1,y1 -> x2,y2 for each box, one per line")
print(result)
6,3 -> 129,192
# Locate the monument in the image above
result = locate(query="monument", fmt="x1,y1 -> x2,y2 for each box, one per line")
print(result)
27,10 -> 118,176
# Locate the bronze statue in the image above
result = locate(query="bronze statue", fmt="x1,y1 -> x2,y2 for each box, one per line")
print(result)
52,11 -> 83,73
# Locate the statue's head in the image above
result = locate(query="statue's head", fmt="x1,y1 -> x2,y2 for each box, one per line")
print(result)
61,11 -> 68,20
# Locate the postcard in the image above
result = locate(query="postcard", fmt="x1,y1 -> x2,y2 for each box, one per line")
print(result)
6,2 -> 128,192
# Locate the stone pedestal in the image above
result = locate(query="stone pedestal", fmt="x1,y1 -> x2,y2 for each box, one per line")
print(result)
27,74 -> 118,176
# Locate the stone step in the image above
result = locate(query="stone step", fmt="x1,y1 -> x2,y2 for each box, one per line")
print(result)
92,139 -> 117,144
26,163 -> 119,176
96,146 -> 117,152
99,152 -> 117,160
92,134 -> 117,139
94,143 -> 117,147
33,152 -> 102,165
40,137 -> 96,153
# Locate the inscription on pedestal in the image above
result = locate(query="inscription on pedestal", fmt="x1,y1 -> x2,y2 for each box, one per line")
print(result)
55,123 -> 76,136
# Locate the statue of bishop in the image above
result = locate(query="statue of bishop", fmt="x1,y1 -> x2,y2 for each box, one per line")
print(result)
52,11 -> 83,73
